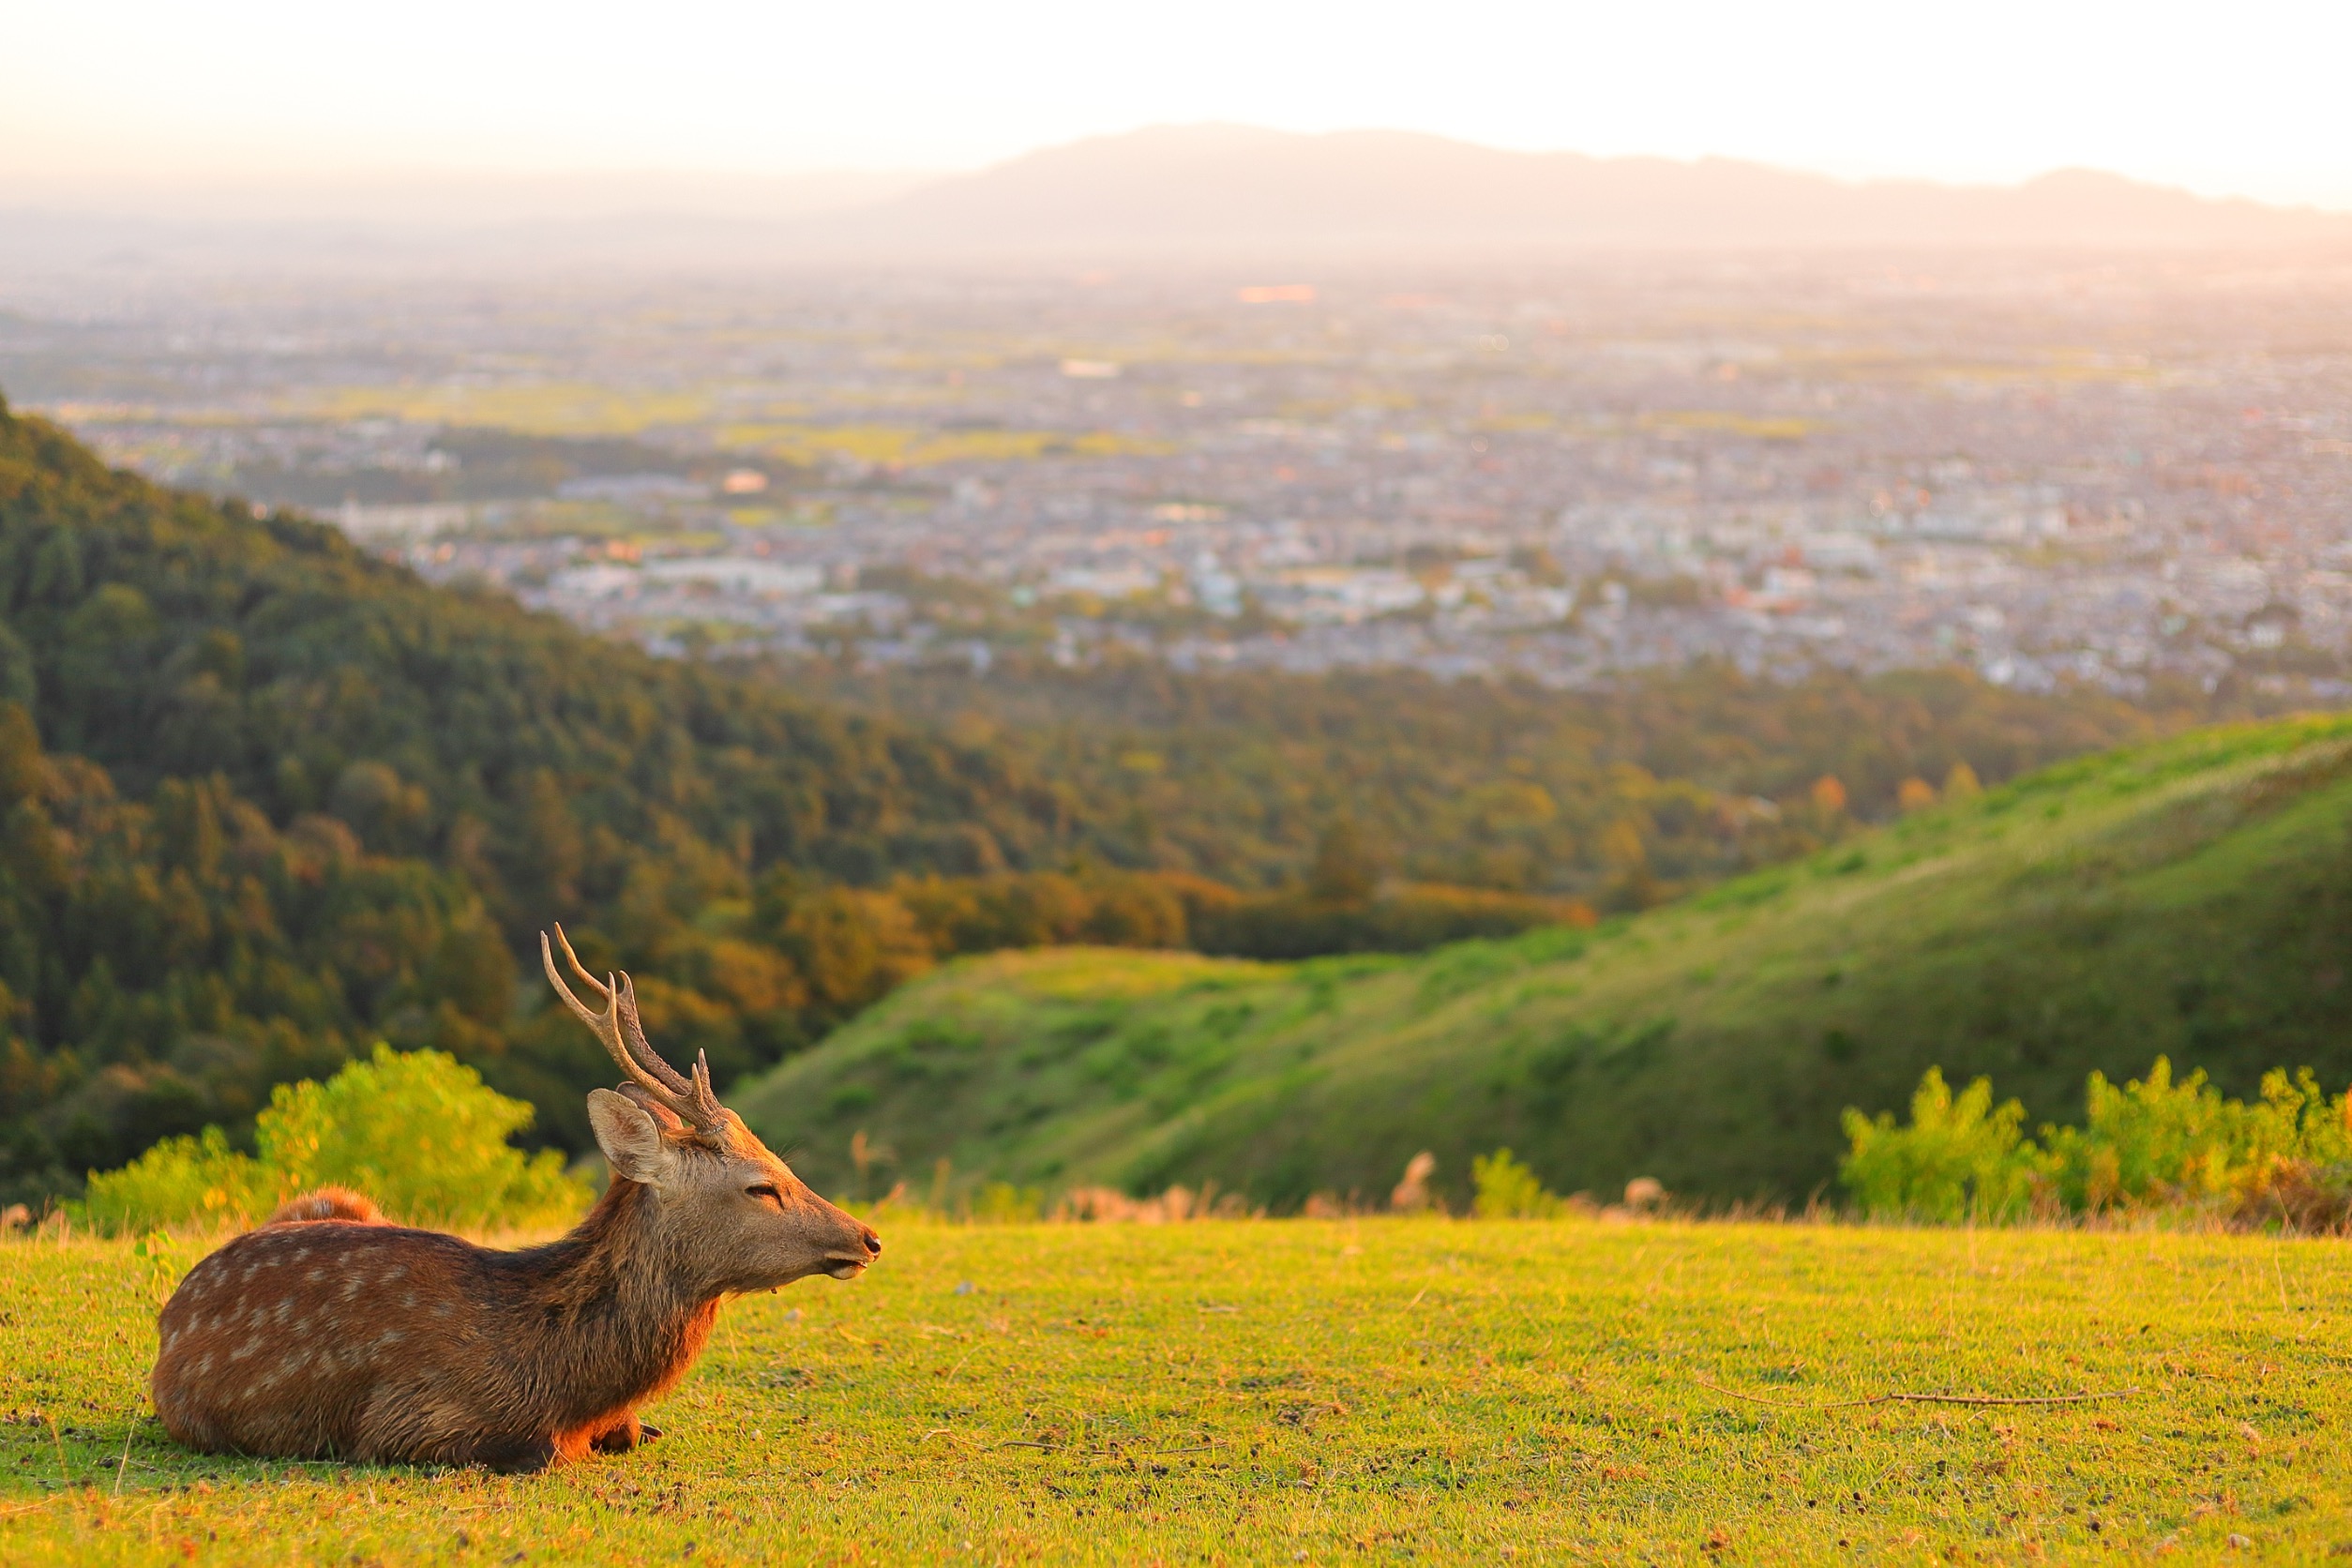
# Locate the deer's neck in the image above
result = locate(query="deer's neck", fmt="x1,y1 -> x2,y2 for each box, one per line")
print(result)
506,1181 -> 719,1419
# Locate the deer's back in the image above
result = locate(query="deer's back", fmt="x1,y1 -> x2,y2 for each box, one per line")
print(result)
153,1218 -> 513,1462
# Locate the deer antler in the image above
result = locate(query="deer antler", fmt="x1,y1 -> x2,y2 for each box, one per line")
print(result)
541,925 -> 726,1133
548,925 -> 692,1094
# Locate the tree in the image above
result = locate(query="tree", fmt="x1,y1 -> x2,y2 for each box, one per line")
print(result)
1308,818 -> 1382,905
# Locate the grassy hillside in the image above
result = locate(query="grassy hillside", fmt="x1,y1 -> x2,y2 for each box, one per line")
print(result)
7,1221 -> 2344,1564
740,714 -> 2352,1206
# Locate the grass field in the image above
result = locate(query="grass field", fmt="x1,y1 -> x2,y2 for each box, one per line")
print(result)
5,1219 -> 2346,1564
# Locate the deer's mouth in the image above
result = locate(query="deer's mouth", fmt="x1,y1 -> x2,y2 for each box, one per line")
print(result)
823,1258 -> 869,1280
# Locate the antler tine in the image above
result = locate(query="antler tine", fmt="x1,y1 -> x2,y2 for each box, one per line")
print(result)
540,931 -> 695,1119
687,1048 -> 725,1123
550,924 -> 698,1101
548,923 -> 611,1003
612,973 -> 698,1097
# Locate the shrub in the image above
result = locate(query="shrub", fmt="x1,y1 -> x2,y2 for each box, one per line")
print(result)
2044,1061 -> 2352,1220
1840,1069 -> 2044,1222
1471,1148 -> 1568,1218
1843,1059 -> 2352,1229
81,1125 -> 274,1233
83,1045 -> 590,1234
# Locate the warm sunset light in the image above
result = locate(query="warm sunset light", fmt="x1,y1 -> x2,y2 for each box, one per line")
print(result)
3,0 -> 2349,209
8,2 -> 2351,1560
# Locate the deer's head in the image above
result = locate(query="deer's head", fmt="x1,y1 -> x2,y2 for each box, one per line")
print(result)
543,927 -> 881,1291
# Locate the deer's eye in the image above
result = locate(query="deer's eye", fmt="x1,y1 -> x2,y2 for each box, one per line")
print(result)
746,1183 -> 783,1208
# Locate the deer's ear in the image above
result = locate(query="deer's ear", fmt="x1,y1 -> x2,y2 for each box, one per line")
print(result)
587,1088 -> 675,1185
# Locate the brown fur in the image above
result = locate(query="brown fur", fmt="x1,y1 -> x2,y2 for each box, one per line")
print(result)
152,1107 -> 877,1471
264,1187 -> 384,1227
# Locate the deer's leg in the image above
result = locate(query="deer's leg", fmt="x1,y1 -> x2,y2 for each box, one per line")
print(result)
588,1412 -> 660,1453
473,1433 -> 561,1474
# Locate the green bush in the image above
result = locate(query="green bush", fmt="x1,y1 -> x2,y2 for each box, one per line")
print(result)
1843,1059 -> 2352,1228
2044,1061 -> 2352,1217
83,1045 -> 590,1234
82,1125 -> 276,1233
1839,1069 -> 2044,1222
1471,1148 -> 1569,1218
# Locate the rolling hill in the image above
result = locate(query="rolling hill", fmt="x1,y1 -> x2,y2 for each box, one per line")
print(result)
737,714 -> 2352,1208
10,127 -> 2345,276
823,126 -> 2352,256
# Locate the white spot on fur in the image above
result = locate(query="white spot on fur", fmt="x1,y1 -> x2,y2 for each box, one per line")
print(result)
373,1330 -> 403,1348
305,1268 -> 324,1283
400,1292 -> 415,1308
341,1277 -> 362,1300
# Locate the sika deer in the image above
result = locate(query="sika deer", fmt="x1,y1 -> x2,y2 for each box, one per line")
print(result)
149,927 -> 880,1471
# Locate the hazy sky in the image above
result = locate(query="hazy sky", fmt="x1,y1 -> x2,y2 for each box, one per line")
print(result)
6,0 -> 2349,208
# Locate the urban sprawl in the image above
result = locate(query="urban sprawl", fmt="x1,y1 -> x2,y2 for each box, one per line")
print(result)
9,257 -> 2348,697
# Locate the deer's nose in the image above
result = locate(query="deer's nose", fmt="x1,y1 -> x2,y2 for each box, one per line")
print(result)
862,1230 -> 882,1257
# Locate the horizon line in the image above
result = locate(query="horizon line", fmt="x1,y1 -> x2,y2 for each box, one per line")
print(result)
6,124 -> 2350,220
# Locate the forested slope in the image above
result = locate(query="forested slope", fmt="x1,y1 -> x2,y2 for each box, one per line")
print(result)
0,397 -> 1082,1196
801,654 -> 2178,902
739,716 -> 2352,1207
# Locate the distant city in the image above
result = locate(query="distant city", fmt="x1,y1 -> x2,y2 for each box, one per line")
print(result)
8,253 -> 2349,699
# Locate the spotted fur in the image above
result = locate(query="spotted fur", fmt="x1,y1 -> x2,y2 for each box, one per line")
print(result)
151,931 -> 880,1472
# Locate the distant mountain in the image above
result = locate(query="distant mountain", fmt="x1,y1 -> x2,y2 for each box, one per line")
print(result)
822,125 -> 2352,257
5,127 -> 2344,279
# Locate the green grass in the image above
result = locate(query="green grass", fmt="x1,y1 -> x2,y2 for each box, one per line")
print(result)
5,1221 -> 2347,1563
737,715 -> 2352,1208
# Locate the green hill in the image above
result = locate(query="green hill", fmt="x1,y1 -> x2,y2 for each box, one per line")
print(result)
737,714 -> 2352,1208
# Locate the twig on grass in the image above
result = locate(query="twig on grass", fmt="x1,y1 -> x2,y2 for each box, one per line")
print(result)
1694,1376 -> 2138,1411
996,1440 -> 1218,1456
112,1417 -> 135,1497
